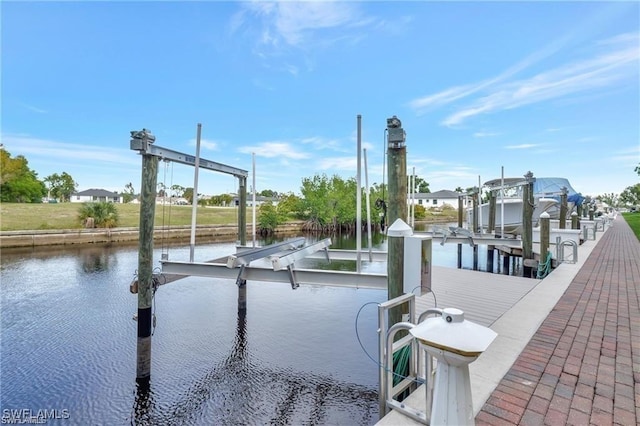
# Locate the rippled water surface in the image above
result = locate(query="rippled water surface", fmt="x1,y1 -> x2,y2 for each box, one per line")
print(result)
1,228 -> 494,425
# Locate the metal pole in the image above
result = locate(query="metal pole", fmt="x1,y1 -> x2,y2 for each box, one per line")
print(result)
131,129 -> 158,384
252,153 -> 256,247
356,115 -> 362,273
478,175 -> 483,234
364,148 -> 373,262
238,176 -> 247,246
500,166 -> 505,237
386,116 -> 407,329
189,123 -> 202,262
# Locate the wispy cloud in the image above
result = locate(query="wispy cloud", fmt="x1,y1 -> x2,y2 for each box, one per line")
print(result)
1,134 -> 138,166
19,103 -> 47,114
188,138 -> 220,151
505,143 -> 541,150
231,1 -> 379,66
238,141 -> 310,159
409,31 -> 639,126
473,131 -> 500,138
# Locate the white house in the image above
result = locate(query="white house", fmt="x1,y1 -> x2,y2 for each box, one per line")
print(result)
411,190 -> 468,209
71,189 -> 123,203
232,195 -> 279,207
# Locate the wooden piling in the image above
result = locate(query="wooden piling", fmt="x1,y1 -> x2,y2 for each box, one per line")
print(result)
571,211 -> 579,230
559,187 -> 568,229
134,130 -> 158,383
487,191 -> 496,272
238,176 -> 247,246
522,172 -> 534,278
386,116 -> 407,329
540,212 -> 550,265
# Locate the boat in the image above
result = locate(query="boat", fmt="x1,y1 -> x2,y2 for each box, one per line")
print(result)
531,177 -> 585,220
466,177 -> 583,235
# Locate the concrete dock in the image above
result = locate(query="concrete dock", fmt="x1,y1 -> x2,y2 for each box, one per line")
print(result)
377,214 -> 638,425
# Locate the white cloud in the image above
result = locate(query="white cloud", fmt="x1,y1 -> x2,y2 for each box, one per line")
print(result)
317,156 -> 356,171
238,141 -> 310,159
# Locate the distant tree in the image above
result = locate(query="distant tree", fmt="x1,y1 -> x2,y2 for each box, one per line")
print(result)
77,202 -> 119,228
277,192 -> 303,219
0,150 -> 46,202
183,187 -> 193,203
596,193 -> 619,208
259,189 -> 278,198
123,182 -> 136,203
455,186 -> 463,193
412,176 -> 430,193
257,201 -> 284,234
635,162 -> 640,177
620,184 -> 640,206
157,182 -> 166,198
171,184 -> 185,198
44,172 -> 78,202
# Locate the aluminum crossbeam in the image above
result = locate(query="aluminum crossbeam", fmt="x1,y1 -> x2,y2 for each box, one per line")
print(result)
131,141 -> 248,178
160,260 -> 387,290
227,238 -> 305,268
270,238 -> 332,271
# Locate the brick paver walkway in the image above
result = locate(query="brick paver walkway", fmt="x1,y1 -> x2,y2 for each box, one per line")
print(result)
476,215 -> 640,425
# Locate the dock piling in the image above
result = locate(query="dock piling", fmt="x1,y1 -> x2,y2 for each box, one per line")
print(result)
386,116 -> 407,330
522,172 -> 534,278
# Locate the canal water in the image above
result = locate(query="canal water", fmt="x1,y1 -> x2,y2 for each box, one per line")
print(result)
1,227 -> 496,425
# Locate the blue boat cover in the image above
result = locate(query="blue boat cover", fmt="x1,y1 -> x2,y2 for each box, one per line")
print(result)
533,177 -> 584,206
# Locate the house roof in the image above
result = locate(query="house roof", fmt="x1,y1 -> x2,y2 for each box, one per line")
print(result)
72,189 -> 120,197
415,189 -> 463,199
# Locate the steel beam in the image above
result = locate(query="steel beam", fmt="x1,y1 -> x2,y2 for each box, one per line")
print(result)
131,141 -> 248,178
160,260 -> 387,290
270,238 -> 332,270
226,237 -> 305,268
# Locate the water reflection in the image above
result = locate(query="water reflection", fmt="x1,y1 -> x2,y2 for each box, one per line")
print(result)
79,245 -> 117,273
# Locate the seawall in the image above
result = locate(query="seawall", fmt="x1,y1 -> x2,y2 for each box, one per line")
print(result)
0,222 -> 304,249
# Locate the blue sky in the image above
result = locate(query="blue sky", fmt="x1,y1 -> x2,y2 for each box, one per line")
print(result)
2,1 -> 639,198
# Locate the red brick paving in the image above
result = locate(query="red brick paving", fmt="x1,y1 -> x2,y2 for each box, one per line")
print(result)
476,216 -> 640,425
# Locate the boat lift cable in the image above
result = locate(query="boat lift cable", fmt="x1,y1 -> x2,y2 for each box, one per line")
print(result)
354,288 -> 440,384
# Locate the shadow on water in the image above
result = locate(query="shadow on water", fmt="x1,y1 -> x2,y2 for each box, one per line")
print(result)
131,283 -> 378,425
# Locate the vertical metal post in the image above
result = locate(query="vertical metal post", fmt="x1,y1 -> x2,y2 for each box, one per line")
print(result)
238,176 -> 247,246
189,123 -> 202,262
130,129 -> 158,384
364,148 -> 373,262
522,171 -> 534,277
457,195 -> 463,269
386,116 -> 407,329
252,153 -> 256,248
356,115 -> 362,273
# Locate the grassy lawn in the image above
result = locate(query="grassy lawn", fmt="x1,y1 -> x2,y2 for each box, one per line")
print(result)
0,202 -> 240,231
622,212 -> 640,241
